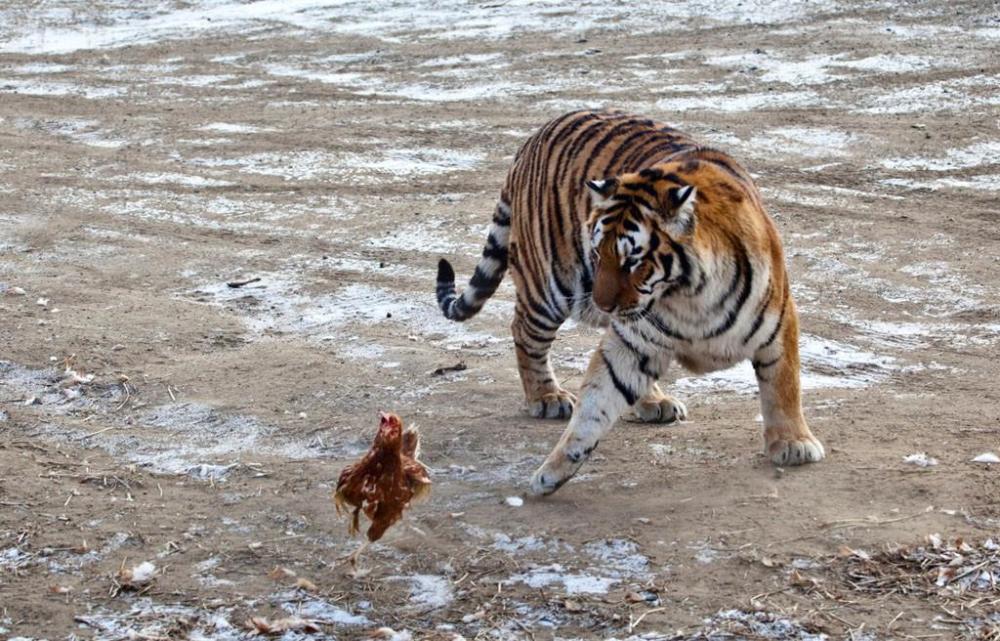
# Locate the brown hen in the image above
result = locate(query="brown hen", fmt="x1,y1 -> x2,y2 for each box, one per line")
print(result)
334,412 -> 431,543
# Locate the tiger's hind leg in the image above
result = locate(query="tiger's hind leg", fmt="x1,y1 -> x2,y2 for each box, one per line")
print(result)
629,382 -> 687,424
511,303 -> 575,419
753,299 -> 824,466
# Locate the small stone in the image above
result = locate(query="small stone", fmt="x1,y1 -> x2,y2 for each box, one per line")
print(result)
505,496 -> 524,507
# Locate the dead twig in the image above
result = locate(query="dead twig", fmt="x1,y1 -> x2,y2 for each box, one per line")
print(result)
226,277 -> 261,288
430,362 -> 467,376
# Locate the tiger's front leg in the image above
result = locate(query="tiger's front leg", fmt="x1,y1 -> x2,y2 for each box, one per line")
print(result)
528,327 -> 664,495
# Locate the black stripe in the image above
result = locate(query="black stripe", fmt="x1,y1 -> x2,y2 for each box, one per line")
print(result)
520,324 -> 553,345
612,324 -> 642,357
514,342 -> 547,361
668,239 -> 691,288
760,293 -> 788,349
629,194 -> 656,211
469,265 -> 502,290
647,312 -> 686,341
742,281 -> 774,345
702,152 -> 749,183
602,351 -> 638,405
658,253 -> 673,280
552,271 -> 574,310
613,325 -> 661,379
704,237 -> 754,339
606,129 -> 658,172
482,244 -> 508,262
633,182 -> 658,197
619,131 -> 683,172
752,356 -> 781,371
710,249 -> 745,313
626,139 -> 692,173
526,295 -> 562,328
522,305 -> 560,333
580,119 -> 646,182
580,262 -> 593,296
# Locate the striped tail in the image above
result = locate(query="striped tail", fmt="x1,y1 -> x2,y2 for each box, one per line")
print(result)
436,200 -> 511,321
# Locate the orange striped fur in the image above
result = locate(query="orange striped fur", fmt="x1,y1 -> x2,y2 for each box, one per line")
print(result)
436,110 -> 824,495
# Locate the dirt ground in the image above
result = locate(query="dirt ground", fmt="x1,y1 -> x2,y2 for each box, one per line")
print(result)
1,1 -> 999,639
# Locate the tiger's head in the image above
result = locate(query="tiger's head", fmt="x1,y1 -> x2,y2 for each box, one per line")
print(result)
585,168 -> 697,320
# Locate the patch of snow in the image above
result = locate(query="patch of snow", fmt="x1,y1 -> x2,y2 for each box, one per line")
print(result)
583,539 -> 650,577
833,53 -> 937,73
189,146 -> 483,182
187,277 -> 505,349
881,141 -> 1000,171
0,547 -> 33,571
198,122 -> 269,134
277,591 -> 371,625
122,172 -> 235,188
857,74 -> 1000,114
656,90 -> 825,112
882,175 -> 1000,192
747,127 -> 861,159
675,334 -> 898,395
0,78 -> 124,100
508,564 -> 620,594
705,51 -> 844,86
389,575 -> 454,610
903,453 -> 939,467
73,600 -> 244,641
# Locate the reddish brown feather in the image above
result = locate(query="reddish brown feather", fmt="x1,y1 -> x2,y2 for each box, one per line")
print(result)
333,412 -> 431,542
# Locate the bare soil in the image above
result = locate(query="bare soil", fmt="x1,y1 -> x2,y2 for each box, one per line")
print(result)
1,1 -> 999,639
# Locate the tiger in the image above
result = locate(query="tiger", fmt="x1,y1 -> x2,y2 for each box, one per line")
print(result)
435,109 -> 824,495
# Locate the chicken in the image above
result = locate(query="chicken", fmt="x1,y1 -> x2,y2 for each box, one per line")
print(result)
334,412 -> 431,544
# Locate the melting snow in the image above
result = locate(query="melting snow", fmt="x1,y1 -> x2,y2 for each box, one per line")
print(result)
508,564 -> 620,594
674,334 -> 898,395
881,141 -> 1000,171
388,575 -> 454,610
277,591 -> 371,625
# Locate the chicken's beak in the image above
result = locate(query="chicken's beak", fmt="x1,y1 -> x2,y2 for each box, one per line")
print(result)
378,411 -> 390,428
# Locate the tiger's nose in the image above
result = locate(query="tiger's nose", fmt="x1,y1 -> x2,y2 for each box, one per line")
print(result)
595,300 -> 617,313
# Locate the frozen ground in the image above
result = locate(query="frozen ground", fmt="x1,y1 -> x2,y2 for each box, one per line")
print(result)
1,0 -> 999,639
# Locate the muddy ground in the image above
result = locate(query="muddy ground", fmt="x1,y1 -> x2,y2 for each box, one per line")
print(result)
1,1 -> 999,639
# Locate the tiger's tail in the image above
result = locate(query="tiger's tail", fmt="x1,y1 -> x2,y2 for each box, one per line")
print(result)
436,199 -> 511,321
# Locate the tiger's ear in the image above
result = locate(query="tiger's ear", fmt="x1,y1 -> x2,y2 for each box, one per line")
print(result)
585,177 -> 619,209
662,185 -> 697,236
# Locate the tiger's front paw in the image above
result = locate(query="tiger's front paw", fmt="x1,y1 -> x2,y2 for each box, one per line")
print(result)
767,435 -> 825,466
527,390 -> 576,420
528,438 -> 596,495
630,396 -> 687,424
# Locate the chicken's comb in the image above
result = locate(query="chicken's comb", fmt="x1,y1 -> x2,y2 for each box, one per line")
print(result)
378,411 -> 402,429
